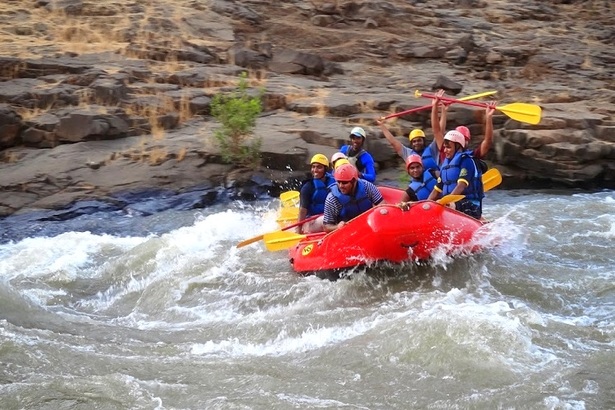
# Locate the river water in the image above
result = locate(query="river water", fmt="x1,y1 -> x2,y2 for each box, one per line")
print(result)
1,189 -> 614,409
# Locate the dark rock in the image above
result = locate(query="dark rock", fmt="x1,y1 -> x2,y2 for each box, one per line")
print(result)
432,76 -> 463,95
269,49 -> 325,76
0,105 -> 22,149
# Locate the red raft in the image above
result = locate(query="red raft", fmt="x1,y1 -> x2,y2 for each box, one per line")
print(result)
288,199 -> 485,274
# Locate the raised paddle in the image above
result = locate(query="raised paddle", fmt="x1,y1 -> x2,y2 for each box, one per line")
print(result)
381,90 -> 497,121
415,90 -> 542,125
236,213 -> 322,248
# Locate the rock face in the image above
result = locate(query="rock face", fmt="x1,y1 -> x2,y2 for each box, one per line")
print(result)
0,0 -> 614,216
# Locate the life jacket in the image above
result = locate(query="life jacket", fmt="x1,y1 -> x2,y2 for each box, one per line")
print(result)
330,179 -> 373,222
408,169 -> 437,200
439,150 -> 484,202
306,173 -> 335,215
340,145 -> 367,173
413,141 -> 439,173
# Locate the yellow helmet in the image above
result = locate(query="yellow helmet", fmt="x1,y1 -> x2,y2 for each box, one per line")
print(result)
310,153 -> 329,168
408,129 -> 426,142
333,158 -> 351,169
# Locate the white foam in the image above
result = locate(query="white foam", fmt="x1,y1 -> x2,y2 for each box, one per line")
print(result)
0,232 -> 147,282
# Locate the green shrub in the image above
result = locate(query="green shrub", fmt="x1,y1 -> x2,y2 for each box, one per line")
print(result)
211,73 -> 263,167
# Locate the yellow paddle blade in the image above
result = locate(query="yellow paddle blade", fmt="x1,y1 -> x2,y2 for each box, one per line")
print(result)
263,231 -> 307,252
497,103 -> 542,125
437,195 -> 465,205
482,168 -> 503,192
276,207 -> 299,223
459,91 -> 497,101
279,191 -> 300,207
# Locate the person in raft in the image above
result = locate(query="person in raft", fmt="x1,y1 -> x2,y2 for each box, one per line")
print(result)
330,152 -> 348,170
322,163 -> 384,232
339,126 -> 377,183
376,92 -> 444,175
435,97 -> 497,162
398,154 -> 436,205
297,154 -> 336,234
428,130 -> 484,219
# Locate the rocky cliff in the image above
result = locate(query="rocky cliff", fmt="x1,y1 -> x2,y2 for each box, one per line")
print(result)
1,0 -> 614,217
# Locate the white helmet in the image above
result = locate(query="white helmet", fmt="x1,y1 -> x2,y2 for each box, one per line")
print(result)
444,130 -> 465,146
330,152 -> 347,164
350,126 -> 366,139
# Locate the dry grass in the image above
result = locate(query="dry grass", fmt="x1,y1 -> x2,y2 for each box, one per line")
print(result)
15,106 -> 48,121
176,147 -> 187,162
148,147 -> 168,165
1,151 -> 20,163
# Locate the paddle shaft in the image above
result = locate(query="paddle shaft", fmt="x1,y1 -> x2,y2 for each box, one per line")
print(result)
382,90 -> 497,120
418,91 -> 495,109
236,213 -> 322,248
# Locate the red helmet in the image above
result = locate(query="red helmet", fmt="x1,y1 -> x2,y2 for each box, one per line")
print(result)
456,126 -> 471,145
334,163 -> 358,182
405,154 -> 423,172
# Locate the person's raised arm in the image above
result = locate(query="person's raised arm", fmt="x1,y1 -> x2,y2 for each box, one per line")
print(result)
477,101 -> 496,159
431,89 -> 446,150
376,118 -> 403,156
439,103 -> 449,139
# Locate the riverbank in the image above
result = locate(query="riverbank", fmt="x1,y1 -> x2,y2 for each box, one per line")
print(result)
1,0 -> 614,217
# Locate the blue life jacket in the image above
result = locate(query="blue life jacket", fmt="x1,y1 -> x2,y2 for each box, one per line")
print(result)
330,179 -> 373,222
439,151 -> 484,202
417,142 -> 439,173
408,170 -> 437,200
307,173 -> 335,215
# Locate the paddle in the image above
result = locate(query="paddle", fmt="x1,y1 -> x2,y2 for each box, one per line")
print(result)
263,231 -> 319,252
279,190 -> 300,207
381,90 -> 497,120
415,90 -> 542,125
435,169 -> 502,204
437,194 -> 465,205
276,206 -> 299,223
236,213 -> 322,248
482,168 -> 502,192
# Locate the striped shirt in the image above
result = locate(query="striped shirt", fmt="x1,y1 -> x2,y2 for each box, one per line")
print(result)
323,180 -> 383,224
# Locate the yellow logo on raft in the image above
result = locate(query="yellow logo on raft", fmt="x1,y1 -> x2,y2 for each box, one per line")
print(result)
301,244 -> 313,256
